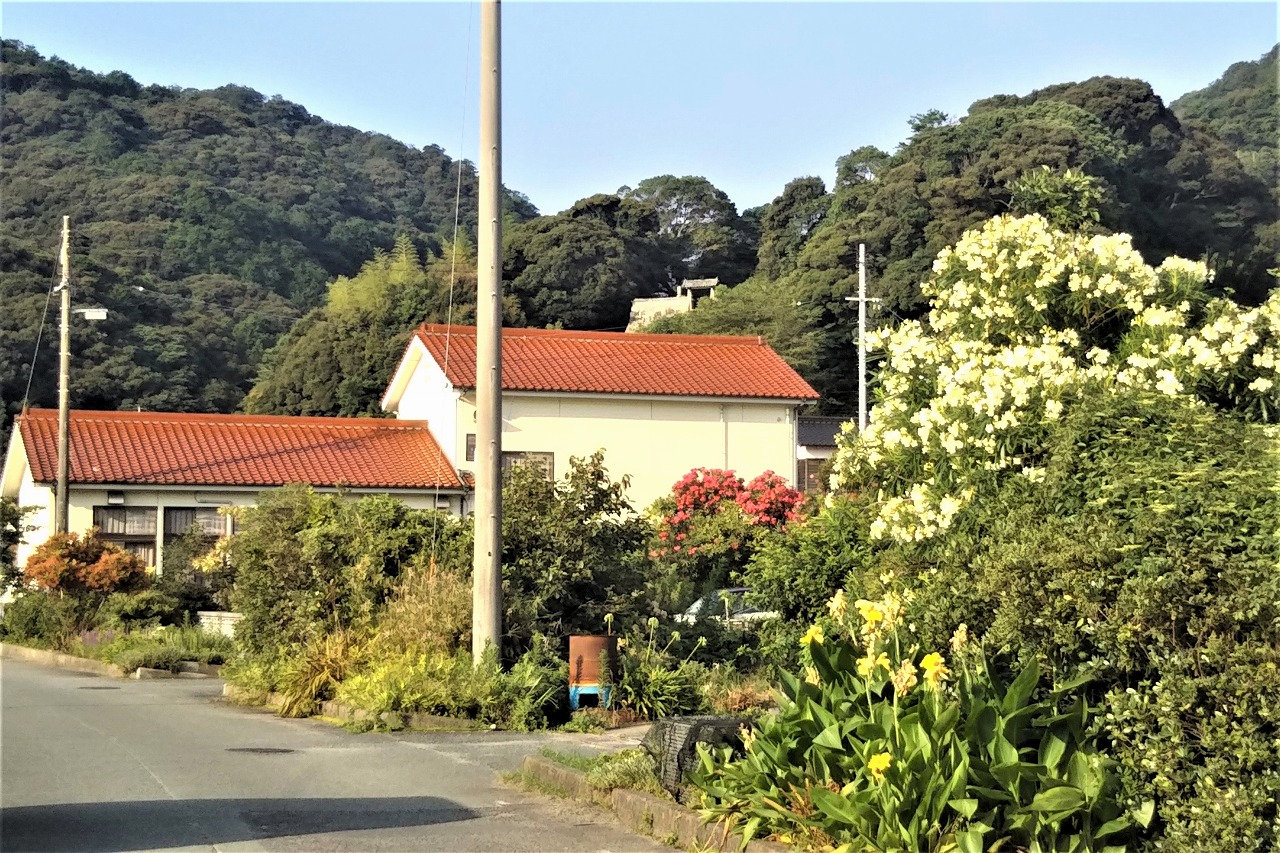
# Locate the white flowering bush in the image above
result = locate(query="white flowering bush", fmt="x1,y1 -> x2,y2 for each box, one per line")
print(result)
833,213 -> 1280,543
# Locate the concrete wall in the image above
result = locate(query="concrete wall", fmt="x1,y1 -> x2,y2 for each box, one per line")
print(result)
465,393 -> 798,509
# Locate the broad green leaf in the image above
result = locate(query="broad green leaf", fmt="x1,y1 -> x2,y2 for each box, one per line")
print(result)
813,722 -> 844,750
810,786 -> 862,826
948,798 -> 979,818
1026,785 -> 1086,812
1095,815 -> 1133,838
1003,658 -> 1040,714
955,830 -> 985,853
1133,799 -> 1155,828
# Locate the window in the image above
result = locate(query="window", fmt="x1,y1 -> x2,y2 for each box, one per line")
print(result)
94,506 -> 158,566
501,451 -> 554,481
797,458 -> 826,494
465,433 -> 476,462
164,507 -> 227,545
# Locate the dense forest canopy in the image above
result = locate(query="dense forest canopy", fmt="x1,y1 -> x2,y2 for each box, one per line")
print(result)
0,39 -> 536,441
3,37 -> 1275,431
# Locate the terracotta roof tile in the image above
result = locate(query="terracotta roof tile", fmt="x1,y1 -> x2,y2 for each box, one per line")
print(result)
18,409 -> 464,490
411,325 -> 819,400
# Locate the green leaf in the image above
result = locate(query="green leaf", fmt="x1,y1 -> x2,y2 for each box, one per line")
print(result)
948,798 -> 979,818
1095,815 -> 1133,838
813,722 -> 844,750
1026,786 -> 1086,812
955,830 -> 985,853
1133,799 -> 1155,828
1003,658 -> 1040,714
1038,731 -> 1067,772
810,786 -> 862,826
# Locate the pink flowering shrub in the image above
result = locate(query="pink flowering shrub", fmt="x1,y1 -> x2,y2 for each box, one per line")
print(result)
648,468 -> 803,609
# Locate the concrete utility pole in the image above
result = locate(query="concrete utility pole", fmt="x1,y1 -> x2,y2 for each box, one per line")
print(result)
844,244 -> 881,434
55,216 -> 71,535
472,0 -> 504,663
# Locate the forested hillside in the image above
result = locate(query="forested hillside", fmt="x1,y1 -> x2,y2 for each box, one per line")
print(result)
4,37 -> 1276,431
652,73 -> 1280,412
1172,45 -> 1279,193
0,39 -> 536,441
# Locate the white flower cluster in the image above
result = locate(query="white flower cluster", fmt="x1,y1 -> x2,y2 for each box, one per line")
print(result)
834,214 -> 1280,543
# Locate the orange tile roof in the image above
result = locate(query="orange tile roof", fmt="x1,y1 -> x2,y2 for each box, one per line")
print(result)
17,409 -> 464,490
410,325 -> 819,400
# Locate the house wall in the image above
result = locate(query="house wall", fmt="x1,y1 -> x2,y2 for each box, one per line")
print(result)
13,467 -> 52,574
452,393 -> 799,509
394,351 -> 463,467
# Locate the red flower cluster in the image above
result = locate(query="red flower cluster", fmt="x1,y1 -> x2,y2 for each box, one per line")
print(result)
649,468 -> 804,563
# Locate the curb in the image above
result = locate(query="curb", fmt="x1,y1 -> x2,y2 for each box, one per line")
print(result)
221,683 -> 484,731
515,754 -> 788,852
1,642 -> 126,678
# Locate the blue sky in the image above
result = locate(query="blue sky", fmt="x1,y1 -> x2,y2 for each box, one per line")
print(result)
3,2 -> 1276,216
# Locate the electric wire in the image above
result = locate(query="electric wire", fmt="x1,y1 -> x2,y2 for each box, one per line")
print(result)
20,241 -> 64,413
430,3 -> 477,565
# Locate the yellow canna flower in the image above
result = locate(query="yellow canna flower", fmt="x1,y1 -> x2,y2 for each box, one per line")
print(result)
857,651 -> 890,678
804,665 -> 821,685
827,588 -> 848,621
800,624 -> 825,646
949,623 -> 969,653
855,599 -> 886,636
921,652 -> 951,689
867,751 -> 893,782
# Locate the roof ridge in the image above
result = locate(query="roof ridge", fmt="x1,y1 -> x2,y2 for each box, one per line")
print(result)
416,323 -> 769,347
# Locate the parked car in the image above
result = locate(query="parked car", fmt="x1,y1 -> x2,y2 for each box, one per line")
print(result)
676,588 -> 779,627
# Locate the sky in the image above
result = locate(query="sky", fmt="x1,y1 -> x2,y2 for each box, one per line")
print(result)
3,2 -> 1276,216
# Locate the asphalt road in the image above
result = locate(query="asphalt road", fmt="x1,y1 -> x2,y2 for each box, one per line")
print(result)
0,659 -> 669,853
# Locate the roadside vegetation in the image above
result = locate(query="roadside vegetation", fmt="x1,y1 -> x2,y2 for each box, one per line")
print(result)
3,197 -> 1277,849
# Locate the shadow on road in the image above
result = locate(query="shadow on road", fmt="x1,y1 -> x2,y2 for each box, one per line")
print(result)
0,795 -> 481,852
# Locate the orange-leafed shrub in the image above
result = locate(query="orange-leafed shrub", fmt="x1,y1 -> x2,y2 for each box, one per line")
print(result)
24,530 -> 148,595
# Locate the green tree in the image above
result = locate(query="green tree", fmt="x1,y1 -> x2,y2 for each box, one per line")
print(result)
619,175 -> 757,284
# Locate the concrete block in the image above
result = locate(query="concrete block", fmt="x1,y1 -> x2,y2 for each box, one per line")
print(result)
133,667 -> 177,679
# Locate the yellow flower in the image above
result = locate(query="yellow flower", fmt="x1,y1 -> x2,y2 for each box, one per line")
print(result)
857,651 -> 890,678
804,665 -> 821,685
890,660 -> 918,697
881,594 -> 904,629
867,751 -> 893,782
827,588 -> 848,621
921,652 -> 951,689
949,623 -> 968,654
855,599 -> 886,636
800,624 -> 825,646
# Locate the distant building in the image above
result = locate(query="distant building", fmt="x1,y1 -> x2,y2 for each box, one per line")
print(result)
1,410 -> 465,573
625,278 -> 720,332
796,416 -> 849,493
381,323 -> 819,508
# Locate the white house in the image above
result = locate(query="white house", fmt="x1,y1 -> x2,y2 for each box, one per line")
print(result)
1,409 -> 466,573
380,324 -> 820,508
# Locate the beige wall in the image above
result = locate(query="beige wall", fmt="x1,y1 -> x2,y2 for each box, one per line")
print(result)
453,393 -> 798,509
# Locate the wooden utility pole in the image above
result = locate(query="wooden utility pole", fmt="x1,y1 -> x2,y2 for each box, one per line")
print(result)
472,0 -> 504,663
55,215 -> 71,535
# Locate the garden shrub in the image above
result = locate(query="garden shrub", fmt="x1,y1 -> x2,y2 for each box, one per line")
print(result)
0,590 -> 84,649
23,531 -> 147,598
277,630 -> 364,718
743,492 -> 878,623
100,589 -> 181,629
372,558 -> 471,657
647,468 -> 803,611
111,641 -> 186,674
501,451 -> 651,658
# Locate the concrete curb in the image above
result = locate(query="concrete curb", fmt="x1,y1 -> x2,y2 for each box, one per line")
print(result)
221,683 -> 484,731
516,754 -> 789,852
1,642 -> 126,678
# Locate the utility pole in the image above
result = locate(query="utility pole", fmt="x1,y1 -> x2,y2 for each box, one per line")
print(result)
844,244 -> 880,434
55,216 -> 71,535
472,0 -> 503,663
